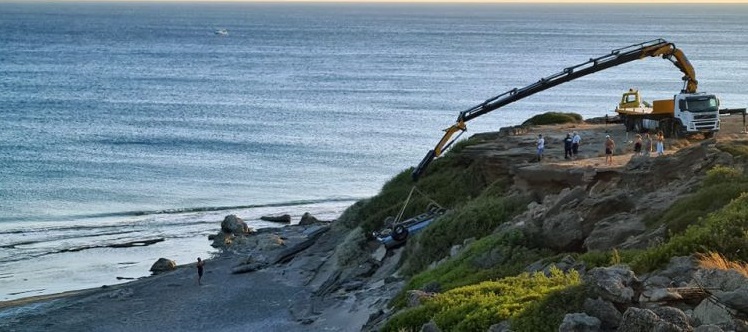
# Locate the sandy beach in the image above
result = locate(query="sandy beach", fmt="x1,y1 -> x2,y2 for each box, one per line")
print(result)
0,216 -> 395,332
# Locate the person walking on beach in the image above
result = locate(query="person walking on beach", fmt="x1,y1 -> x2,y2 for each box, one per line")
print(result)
571,131 -> 581,159
604,134 -> 615,165
564,133 -> 573,159
536,134 -> 545,162
196,257 -> 205,286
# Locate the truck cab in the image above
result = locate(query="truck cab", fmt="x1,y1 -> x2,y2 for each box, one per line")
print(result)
675,93 -> 720,135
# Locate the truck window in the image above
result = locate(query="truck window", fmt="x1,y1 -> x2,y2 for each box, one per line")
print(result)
685,97 -> 719,112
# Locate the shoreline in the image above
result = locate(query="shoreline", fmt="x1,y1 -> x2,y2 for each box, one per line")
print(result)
0,200 -> 354,303
0,221 -> 341,331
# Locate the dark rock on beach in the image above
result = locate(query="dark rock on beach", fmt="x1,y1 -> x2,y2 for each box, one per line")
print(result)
149,258 -> 176,274
261,214 -> 292,223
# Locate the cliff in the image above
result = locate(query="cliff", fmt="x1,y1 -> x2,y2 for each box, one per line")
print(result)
3,114 -> 748,332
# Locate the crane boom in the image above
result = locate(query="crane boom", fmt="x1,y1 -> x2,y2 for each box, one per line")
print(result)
412,38 -> 697,181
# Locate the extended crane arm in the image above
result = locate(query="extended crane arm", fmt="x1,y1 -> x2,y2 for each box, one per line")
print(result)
412,38 -> 697,181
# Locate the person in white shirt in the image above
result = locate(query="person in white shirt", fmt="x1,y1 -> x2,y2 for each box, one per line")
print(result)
571,131 -> 581,159
537,134 -> 545,161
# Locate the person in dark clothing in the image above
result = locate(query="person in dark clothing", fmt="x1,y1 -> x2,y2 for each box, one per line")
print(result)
564,133 -> 573,159
196,257 -> 205,286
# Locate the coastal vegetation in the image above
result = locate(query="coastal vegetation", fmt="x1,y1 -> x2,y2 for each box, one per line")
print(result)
342,116 -> 748,331
521,112 -> 583,126
382,268 -> 583,332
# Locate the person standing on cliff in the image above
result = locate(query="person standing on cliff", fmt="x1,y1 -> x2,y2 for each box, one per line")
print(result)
571,131 -> 581,159
196,257 -> 205,286
643,133 -> 653,157
564,133 -> 573,159
634,134 -> 643,156
604,135 -> 615,165
656,131 -> 665,156
537,134 -> 545,162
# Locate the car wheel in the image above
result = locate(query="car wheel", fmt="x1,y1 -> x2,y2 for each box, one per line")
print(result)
392,225 -> 409,241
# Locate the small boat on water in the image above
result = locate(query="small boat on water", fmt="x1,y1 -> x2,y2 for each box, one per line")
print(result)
215,29 -> 228,36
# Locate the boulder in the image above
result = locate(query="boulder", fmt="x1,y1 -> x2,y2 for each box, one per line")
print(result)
692,268 -> 748,292
584,213 -> 646,251
714,285 -> 748,314
657,256 -> 697,286
420,320 -> 441,332
540,210 -> 586,251
210,232 -> 235,248
221,215 -> 252,235
584,266 -> 639,304
693,298 -> 735,326
261,214 -> 292,223
149,258 -> 176,274
583,297 -> 622,329
487,321 -> 512,332
618,224 -> 667,250
299,212 -> 320,225
558,313 -> 601,332
617,307 -> 683,332
651,306 -> 691,331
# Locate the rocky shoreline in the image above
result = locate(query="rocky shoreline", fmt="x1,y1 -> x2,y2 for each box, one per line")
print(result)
3,115 -> 748,332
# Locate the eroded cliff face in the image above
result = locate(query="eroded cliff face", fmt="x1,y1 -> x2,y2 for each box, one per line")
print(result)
458,120 -> 737,254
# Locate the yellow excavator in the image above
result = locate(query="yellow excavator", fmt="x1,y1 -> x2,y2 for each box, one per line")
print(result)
412,39 -> 719,181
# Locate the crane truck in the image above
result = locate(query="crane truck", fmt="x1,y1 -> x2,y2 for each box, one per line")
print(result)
615,88 -> 726,138
412,38 -> 724,181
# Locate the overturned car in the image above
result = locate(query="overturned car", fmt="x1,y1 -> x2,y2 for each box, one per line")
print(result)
372,203 -> 447,249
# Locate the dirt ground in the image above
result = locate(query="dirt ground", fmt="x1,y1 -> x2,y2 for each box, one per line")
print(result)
530,113 -> 748,169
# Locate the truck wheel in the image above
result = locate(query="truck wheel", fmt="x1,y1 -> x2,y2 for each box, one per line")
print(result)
392,225 -> 409,241
624,118 -> 634,132
704,132 -> 716,139
673,122 -> 683,139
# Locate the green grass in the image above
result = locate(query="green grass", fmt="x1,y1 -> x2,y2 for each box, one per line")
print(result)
716,140 -> 748,159
521,112 -> 583,126
400,186 -> 529,275
382,268 -> 582,332
643,165 -> 748,235
336,149 -> 491,234
632,192 -> 748,272
392,229 -> 552,308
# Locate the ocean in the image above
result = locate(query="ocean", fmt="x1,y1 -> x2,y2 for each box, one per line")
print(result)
1,2 -> 747,301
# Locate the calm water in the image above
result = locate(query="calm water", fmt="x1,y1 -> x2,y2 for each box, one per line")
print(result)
1,2 -> 747,300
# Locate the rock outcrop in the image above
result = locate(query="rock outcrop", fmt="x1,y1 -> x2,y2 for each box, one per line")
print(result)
149,258 -> 176,274
260,214 -> 291,223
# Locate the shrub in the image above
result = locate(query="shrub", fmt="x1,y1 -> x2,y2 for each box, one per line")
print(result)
632,193 -> 748,272
382,269 -> 582,332
716,140 -> 748,159
696,251 -> 748,278
511,284 -> 587,332
337,148 -> 491,234
400,192 -> 528,275
521,112 -> 583,126
392,230 -> 551,308
576,249 -> 641,269
648,165 -> 748,234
